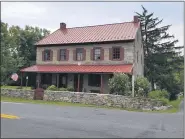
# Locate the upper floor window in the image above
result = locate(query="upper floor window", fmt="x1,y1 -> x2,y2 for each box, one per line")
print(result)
43,49 -> 52,61
60,49 -> 67,61
76,48 -> 83,61
94,48 -> 101,60
113,47 -> 120,60
91,48 -> 104,61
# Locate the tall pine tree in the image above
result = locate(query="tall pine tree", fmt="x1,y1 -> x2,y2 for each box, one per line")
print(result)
136,6 -> 184,100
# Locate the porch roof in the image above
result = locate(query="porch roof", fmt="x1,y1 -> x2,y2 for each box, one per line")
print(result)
20,64 -> 133,74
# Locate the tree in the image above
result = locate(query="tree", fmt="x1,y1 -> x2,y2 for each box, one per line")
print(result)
1,22 -> 25,85
136,6 -> 184,99
18,26 -> 50,87
9,25 -> 50,67
108,73 -> 131,95
1,22 -> 50,86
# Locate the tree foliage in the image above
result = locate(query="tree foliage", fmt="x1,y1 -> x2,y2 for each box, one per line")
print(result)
1,21 -> 50,85
136,6 -> 184,100
108,73 -> 131,95
1,22 -> 25,85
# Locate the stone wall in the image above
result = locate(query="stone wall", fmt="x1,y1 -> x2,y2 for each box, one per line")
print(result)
1,89 -> 169,111
1,89 -> 34,100
43,91 -> 165,110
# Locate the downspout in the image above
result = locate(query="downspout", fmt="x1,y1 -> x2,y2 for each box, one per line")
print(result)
132,64 -> 135,97
132,37 -> 136,97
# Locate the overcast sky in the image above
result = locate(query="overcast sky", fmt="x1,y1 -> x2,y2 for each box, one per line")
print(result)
2,2 -> 184,53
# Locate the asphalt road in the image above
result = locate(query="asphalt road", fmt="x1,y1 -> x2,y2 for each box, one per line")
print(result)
1,101 -> 184,138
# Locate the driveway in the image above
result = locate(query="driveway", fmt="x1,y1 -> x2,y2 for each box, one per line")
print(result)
1,101 -> 184,138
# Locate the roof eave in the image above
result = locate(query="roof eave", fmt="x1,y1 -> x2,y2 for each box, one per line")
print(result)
35,39 -> 135,47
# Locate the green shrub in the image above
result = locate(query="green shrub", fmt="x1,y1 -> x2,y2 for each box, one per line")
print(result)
59,88 -> 68,91
108,73 -> 131,95
135,76 -> 150,97
148,90 -> 169,99
159,98 -> 169,105
47,85 -> 58,91
67,86 -> 74,91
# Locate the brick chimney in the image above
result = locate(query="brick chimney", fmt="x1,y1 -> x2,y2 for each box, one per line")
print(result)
60,22 -> 66,30
133,16 -> 139,23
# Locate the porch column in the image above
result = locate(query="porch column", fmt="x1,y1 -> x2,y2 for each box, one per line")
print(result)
132,74 -> 135,97
36,73 -> 41,88
100,74 -> 103,94
77,74 -> 80,92
21,72 -> 23,87
57,73 -> 59,88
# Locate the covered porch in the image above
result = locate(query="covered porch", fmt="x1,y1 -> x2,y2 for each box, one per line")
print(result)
20,64 -> 133,94
35,73 -> 111,93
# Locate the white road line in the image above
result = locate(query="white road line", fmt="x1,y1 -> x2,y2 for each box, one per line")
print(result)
1,102 -> 23,105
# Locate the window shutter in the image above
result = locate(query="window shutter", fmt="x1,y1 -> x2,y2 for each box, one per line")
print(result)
91,49 -> 94,60
100,48 -> 104,60
57,49 -> 60,61
120,47 -> 124,60
50,50 -> 52,61
109,48 -> 112,60
42,51 -> 45,61
66,49 -> 69,61
73,49 -> 76,61
83,48 -> 86,61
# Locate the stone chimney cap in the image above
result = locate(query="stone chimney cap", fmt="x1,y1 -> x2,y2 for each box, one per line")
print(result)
133,16 -> 139,23
60,22 -> 66,29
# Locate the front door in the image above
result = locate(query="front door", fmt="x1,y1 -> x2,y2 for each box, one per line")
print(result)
41,73 -> 52,86
59,74 -> 68,88
74,74 -> 83,92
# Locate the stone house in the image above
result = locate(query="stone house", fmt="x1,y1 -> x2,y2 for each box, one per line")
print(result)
20,16 -> 144,94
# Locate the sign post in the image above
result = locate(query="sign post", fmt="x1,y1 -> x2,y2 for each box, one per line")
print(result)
26,76 -> 28,88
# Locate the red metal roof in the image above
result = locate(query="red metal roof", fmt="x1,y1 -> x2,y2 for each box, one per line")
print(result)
36,22 -> 140,45
20,64 -> 133,73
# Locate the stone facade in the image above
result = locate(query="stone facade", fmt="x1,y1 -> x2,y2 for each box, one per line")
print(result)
36,38 -> 144,77
1,89 -> 171,111
133,29 -> 144,77
36,42 -> 134,65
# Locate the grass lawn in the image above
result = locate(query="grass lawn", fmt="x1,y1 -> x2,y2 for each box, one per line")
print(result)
1,86 -> 32,90
1,96 -> 183,113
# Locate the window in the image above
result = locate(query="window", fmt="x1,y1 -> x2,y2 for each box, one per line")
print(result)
60,49 -> 66,61
44,50 -> 51,61
94,48 -> 101,60
76,48 -> 83,61
113,47 -> 120,60
88,74 -> 101,87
